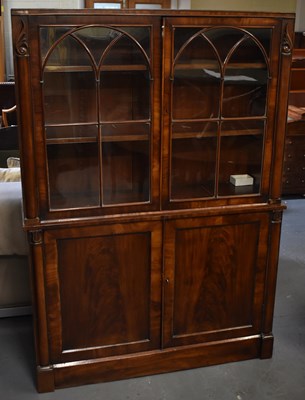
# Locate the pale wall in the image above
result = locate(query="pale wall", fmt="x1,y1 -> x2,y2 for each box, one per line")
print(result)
295,0 -> 305,31
3,0 -> 83,79
191,0 -> 297,12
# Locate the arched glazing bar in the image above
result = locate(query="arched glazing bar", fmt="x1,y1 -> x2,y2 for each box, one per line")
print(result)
41,25 -> 152,80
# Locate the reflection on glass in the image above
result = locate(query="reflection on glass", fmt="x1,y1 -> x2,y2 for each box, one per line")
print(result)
40,27 -> 73,63
222,68 -> 268,117
73,27 -> 121,67
223,37 -> 268,117
173,34 -> 221,120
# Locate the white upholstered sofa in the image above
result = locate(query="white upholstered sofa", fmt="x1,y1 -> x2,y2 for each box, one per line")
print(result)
0,180 -> 31,317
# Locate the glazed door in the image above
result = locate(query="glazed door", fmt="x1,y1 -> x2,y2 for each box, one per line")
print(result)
162,17 -> 281,208
162,212 -> 270,348
39,18 -> 160,218
43,220 -> 162,363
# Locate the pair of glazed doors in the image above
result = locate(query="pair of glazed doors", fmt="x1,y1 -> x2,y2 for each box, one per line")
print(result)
38,16 -> 278,216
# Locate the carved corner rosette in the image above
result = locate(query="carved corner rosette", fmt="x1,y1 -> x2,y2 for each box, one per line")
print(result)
281,24 -> 293,56
14,18 -> 29,57
29,230 -> 43,246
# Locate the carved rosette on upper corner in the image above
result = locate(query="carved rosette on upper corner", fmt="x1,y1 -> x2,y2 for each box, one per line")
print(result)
281,23 -> 293,56
14,18 -> 29,57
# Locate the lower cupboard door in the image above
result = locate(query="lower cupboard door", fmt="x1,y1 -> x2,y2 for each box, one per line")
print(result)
162,212 -> 270,348
43,221 -> 162,363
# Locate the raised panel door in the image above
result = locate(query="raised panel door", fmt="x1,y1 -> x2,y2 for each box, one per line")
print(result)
163,212 -> 270,348
43,220 -> 162,363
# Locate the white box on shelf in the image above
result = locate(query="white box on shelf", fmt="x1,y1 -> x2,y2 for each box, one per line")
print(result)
230,174 -> 254,186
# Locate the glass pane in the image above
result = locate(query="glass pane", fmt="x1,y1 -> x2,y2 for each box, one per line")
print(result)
223,37 -> 268,117
171,122 -> 218,199
47,143 -> 100,209
74,27 -> 122,67
101,122 -> 149,142
218,120 -> 265,196
42,34 -> 96,69
42,33 -> 97,125
99,32 -> 151,122
40,27 -> 73,63
74,26 -> 151,75
43,71 -> 97,124
102,125 -> 150,204
247,29 -> 272,56
102,34 -> 149,66
121,27 -> 150,57
173,33 -> 221,119
204,28 -> 245,63
100,70 -> 150,121
174,28 -> 202,57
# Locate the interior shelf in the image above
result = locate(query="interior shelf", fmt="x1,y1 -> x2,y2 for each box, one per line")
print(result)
46,134 -> 149,144
175,61 -> 267,70
171,182 -> 260,200
172,128 -> 263,139
44,64 -> 148,73
46,137 -> 97,145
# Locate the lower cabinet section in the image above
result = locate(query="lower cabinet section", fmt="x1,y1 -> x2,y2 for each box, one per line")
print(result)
31,208 -> 283,392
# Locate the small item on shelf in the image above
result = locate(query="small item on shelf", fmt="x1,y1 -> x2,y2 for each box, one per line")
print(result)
287,104 -> 305,122
230,174 -> 254,186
